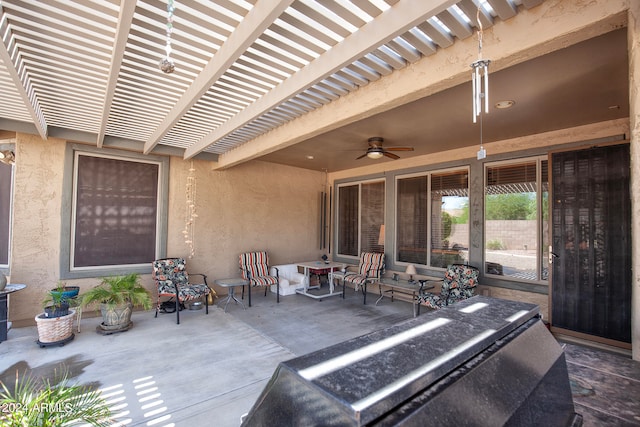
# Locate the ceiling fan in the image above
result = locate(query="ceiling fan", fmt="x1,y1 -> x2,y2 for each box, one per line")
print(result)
356,137 -> 414,160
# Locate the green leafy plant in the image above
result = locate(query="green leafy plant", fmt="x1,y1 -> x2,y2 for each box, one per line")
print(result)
486,239 -> 505,250
80,273 -> 152,311
42,282 -> 66,309
41,282 -> 74,319
0,370 -> 112,427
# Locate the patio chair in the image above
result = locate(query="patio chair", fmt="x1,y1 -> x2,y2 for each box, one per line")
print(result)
152,257 -> 210,324
239,252 -> 280,303
342,252 -> 385,304
418,263 -> 479,310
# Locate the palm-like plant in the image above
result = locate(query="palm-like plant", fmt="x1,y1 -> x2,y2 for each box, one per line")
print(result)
81,273 -> 152,310
0,370 -> 112,427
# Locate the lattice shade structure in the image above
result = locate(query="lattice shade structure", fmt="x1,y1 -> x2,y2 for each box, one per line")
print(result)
0,0 -> 546,166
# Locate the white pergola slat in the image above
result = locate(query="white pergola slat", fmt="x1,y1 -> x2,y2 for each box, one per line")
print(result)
0,0 -> 543,164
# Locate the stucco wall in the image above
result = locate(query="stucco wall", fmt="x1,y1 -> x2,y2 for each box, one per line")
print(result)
166,157 -> 325,280
7,134 -> 325,326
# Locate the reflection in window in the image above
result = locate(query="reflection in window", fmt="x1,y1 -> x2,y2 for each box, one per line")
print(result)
396,169 -> 469,268
397,176 -> 427,264
431,171 -> 469,268
337,180 -> 384,257
485,158 -> 548,282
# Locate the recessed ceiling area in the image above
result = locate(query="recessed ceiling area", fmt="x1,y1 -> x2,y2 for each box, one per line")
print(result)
259,28 -> 629,172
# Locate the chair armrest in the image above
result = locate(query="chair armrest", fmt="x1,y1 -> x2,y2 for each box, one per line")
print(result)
189,273 -> 208,286
418,279 -> 441,293
341,265 -> 358,275
364,266 -> 382,280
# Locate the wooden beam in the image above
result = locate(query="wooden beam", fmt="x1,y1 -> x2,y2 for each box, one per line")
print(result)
143,0 -> 295,154
96,0 -> 136,148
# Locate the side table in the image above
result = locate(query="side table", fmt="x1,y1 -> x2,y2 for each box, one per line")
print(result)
0,284 -> 26,342
375,278 -> 438,317
214,278 -> 249,312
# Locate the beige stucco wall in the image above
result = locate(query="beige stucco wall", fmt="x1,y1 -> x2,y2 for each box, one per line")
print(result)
166,157 -> 326,279
7,134 -> 325,326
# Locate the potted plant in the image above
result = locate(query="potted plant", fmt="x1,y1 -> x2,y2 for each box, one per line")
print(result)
35,283 -> 77,346
80,273 -> 152,334
49,281 -> 80,301
42,282 -> 70,319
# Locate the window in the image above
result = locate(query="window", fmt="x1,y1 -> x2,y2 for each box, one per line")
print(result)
63,147 -> 168,277
431,171 -> 470,268
396,169 -> 469,268
396,175 -> 427,264
337,180 -> 384,257
0,160 -> 13,268
484,158 -> 548,282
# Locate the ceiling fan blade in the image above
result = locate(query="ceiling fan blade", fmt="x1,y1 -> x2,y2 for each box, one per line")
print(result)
383,151 -> 400,160
355,153 -> 368,160
385,147 -> 414,151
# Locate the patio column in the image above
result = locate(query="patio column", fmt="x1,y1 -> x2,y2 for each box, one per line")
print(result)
629,0 -> 640,362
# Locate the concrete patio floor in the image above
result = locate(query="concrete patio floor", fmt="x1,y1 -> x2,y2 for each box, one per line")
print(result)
1,287 -> 639,426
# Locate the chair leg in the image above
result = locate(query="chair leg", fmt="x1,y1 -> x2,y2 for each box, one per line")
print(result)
176,298 -> 180,324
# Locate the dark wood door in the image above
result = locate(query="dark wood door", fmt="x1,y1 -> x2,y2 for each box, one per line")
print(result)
551,144 -> 631,344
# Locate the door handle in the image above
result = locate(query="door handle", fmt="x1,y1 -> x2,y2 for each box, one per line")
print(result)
548,247 -> 558,264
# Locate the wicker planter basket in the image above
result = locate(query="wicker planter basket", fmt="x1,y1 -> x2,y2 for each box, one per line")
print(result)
35,309 -> 75,344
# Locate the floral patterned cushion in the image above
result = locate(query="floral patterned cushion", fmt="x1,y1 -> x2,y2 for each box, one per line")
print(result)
152,258 -> 209,302
419,264 -> 479,309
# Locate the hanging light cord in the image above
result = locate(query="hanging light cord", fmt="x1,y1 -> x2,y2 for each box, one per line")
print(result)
476,8 -> 483,60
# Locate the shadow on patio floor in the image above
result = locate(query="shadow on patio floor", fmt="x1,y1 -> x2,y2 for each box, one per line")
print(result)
1,289 -> 638,426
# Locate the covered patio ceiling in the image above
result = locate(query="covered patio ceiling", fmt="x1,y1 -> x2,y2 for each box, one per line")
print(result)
0,0 -> 629,172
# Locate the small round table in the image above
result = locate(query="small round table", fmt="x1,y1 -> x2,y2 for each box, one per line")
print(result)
0,284 -> 27,343
214,278 -> 249,312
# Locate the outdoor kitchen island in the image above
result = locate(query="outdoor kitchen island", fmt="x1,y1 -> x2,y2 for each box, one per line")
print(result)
241,295 -> 581,426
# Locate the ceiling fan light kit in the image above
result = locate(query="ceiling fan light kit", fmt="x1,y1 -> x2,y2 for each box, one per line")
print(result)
358,137 -> 413,160
367,150 -> 384,159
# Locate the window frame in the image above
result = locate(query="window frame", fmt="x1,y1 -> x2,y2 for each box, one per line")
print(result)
60,144 -> 169,279
335,177 -> 386,261
0,144 -> 14,273
394,166 -> 470,270
483,156 -> 548,285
